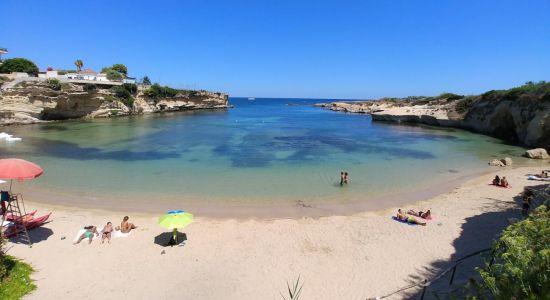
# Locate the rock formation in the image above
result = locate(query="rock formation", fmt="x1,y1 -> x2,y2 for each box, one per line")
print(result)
0,79 -> 229,125
524,148 -> 550,159
317,83 -> 550,150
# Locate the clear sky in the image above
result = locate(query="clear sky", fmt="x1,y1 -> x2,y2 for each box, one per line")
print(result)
1,0 -> 549,99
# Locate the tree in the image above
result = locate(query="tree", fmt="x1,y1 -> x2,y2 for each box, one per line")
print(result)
105,69 -> 123,81
74,59 -> 83,72
0,58 -> 39,75
469,205 -> 550,299
142,76 -> 151,85
111,64 -> 127,76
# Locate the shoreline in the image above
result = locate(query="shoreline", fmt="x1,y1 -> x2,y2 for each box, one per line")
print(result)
7,166 -> 549,299
20,167 -> 493,219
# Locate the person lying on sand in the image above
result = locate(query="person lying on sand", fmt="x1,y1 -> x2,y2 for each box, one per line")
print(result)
117,216 -> 137,233
74,226 -> 99,245
407,209 -> 431,219
397,209 -> 426,226
101,222 -> 113,244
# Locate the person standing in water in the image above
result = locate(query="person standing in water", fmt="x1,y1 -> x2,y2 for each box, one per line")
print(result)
340,171 -> 344,186
344,172 -> 349,184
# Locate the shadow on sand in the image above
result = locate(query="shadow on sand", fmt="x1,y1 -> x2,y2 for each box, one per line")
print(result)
7,226 -> 54,245
387,183 -> 550,299
387,188 -> 536,299
154,231 -> 187,247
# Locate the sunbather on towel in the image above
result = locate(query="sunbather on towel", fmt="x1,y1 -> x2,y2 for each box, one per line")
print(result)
74,226 -> 99,245
397,209 -> 426,226
117,216 -> 137,233
101,222 -> 113,244
407,209 -> 432,219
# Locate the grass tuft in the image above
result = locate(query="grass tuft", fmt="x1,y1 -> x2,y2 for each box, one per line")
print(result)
0,256 -> 36,300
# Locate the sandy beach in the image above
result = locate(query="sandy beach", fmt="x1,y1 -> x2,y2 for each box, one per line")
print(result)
5,166 -> 549,299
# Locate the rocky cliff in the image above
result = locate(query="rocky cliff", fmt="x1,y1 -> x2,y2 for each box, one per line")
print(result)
0,79 -> 229,125
317,82 -> 550,150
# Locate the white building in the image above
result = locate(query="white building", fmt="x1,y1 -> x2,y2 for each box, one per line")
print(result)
38,70 -> 62,79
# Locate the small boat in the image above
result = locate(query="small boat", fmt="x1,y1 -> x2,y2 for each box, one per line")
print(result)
248,97 -> 256,101
2,212 -> 51,238
5,210 -> 37,221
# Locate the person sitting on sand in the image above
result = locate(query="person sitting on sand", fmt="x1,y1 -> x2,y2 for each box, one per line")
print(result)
118,216 -> 137,233
500,177 -> 509,188
101,222 -> 114,244
397,209 -> 426,226
74,226 -> 99,245
492,175 -> 500,186
407,209 -> 432,219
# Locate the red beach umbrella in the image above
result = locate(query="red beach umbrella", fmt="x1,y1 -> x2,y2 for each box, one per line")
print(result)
0,158 -> 44,181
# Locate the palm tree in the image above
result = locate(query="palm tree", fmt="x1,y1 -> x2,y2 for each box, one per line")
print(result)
74,59 -> 83,72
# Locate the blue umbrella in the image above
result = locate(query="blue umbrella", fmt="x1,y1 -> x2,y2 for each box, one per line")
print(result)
167,209 -> 184,214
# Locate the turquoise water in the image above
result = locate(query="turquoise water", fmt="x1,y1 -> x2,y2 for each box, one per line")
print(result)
0,98 -> 531,213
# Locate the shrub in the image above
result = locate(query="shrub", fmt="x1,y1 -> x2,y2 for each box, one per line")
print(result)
110,86 -> 134,107
122,83 -> 137,94
455,97 -> 476,113
438,92 -> 464,101
0,256 -> 36,299
469,205 -> 550,299
111,64 -> 128,76
142,76 -> 151,85
0,58 -> 39,75
105,69 -> 123,81
83,83 -> 97,92
46,78 -> 61,91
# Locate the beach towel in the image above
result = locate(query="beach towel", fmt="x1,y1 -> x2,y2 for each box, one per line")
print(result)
527,175 -> 550,181
74,227 -> 131,242
391,216 -> 416,226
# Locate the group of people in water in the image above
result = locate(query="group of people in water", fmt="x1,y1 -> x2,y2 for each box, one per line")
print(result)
74,216 -> 137,245
395,208 -> 432,226
340,171 -> 349,186
492,175 -> 510,188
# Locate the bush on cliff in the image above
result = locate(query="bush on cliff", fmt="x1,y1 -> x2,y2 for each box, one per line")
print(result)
468,205 -> 550,299
0,58 -> 39,76
46,78 -> 62,91
143,84 -> 194,100
83,83 -> 97,92
110,86 -> 134,107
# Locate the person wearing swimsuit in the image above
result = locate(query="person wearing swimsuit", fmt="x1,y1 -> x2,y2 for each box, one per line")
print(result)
74,226 -> 99,245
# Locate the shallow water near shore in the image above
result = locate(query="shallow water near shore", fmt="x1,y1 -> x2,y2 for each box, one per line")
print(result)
0,98 -> 534,216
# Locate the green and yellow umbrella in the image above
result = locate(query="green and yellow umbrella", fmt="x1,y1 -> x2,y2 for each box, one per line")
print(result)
158,212 -> 194,245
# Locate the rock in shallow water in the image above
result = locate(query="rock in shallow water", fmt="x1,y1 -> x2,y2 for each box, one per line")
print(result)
489,159 -> 505,167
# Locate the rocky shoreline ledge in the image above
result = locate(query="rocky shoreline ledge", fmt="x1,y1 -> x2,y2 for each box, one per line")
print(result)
316,82 -> 550,150
0,78 -> 229,125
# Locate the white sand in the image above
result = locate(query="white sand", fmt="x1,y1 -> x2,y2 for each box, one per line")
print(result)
5,166 -> 548,299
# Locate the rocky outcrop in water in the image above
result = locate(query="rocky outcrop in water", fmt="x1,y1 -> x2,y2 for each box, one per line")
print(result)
0,79 -> 229,125
318,82 -> 550,150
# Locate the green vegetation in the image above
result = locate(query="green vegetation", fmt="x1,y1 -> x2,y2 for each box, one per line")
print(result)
106,69 -> 123,81
46,78 -> 61,91
111,64 -> 128,76
143,83 -> 194,99
482,81 -> 550,101
101,64 -> 128,81
468,205 -> 550,299
56,69 -> 76,75
281,276 -> 303,300
455,96 -> 476,113
74,59 -> 83,72
107,83 -> 137,107
438,92 -> 464,101
83,83 -> 97,92
0,237 -> 36,300
0,58 -> 39,75
142,76 -> 151,85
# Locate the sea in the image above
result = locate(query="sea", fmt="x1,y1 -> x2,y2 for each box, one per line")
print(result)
0,98 -> 533,216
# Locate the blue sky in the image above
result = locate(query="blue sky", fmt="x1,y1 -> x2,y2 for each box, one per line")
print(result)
1,0 -> 549,99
